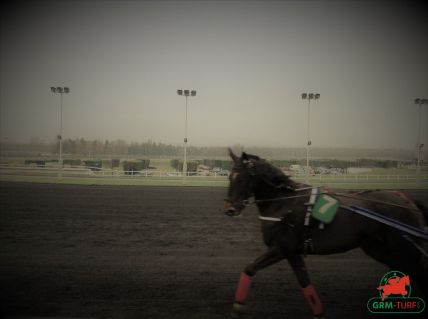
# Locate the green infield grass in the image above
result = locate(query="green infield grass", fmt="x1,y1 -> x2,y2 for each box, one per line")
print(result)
1,173 -> 427,189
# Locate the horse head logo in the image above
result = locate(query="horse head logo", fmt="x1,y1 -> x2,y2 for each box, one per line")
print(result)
377,272 -> 411,301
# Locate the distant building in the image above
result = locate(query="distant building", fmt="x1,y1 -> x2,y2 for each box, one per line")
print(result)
289,164 -> 304,175
347,167 -> 372,174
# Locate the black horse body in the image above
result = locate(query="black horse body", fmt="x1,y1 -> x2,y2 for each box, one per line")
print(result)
225,150 -> 428,318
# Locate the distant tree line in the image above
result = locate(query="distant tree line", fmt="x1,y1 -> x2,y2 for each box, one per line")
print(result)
0,138 -> 417,162
2,138 -> 237,157
58,138 -> 129,156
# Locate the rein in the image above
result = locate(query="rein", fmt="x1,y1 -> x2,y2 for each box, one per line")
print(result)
252,188 -> 422,211
242,185 -> 313,205
251,188 -> 424,223
328,192 -> 423,212
252,193 -> 310,204
249,176 -> 313,204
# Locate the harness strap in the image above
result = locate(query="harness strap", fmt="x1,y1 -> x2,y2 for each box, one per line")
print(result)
302,188 -> 321,255
294,186 -> 315,192
330,192 -> 422,212
253,193 -> 309,204
304,187 -> 320,226
258,215 -> 283,222
257,187 -> 320,223
344,205 -> 428,241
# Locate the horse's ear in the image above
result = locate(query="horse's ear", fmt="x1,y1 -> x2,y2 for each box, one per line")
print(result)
241,152 -> 256,168
228,148 -> 239,163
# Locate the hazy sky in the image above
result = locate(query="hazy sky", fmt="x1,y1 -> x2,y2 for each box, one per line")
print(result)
1,0 -> 427,149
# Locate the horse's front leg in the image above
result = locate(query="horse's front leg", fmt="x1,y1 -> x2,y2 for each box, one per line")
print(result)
288,253 -> 325,319
232,245 -> 284,316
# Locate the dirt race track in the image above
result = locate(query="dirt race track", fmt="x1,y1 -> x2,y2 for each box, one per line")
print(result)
1,182 -> 427,319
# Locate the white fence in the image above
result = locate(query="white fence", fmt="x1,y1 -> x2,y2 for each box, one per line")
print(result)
0,165 -> 227,179
1,165 -> 428,185
307,174 -> 428,183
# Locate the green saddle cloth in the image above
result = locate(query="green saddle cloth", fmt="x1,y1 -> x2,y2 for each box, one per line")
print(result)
312,194 -> 340,224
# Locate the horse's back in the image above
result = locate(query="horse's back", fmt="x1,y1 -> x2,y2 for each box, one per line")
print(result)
350,190 -> 426,228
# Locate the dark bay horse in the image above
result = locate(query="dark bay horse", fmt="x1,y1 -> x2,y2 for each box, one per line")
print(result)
224,149 -> 428,318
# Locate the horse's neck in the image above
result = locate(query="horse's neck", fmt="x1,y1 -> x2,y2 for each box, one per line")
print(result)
290,179 -> 307,190
254,185 -> 288,201
253,178 -> 311,216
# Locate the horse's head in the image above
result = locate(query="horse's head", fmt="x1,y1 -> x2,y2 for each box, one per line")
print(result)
224,148 -> 297,217
224,148 -> 260,217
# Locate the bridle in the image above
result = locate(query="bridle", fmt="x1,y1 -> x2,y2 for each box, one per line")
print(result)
251,189 -> 314,204
224,161 -> 313,216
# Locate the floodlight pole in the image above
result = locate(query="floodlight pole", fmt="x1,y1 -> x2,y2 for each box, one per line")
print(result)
184,94 -> 188,179
177,89 -> 196,183
301,92 -> 320,183
51,86 -> 70,180
306,97 -> 311,182
414,98 -> 428,183
60,92 -> 63,179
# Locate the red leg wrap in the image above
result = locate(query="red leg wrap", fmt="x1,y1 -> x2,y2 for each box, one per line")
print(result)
235,272 -> 252,304
302,284 -> 324,316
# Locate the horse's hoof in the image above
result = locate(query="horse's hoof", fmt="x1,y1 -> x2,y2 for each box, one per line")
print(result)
231,302 -> 246,318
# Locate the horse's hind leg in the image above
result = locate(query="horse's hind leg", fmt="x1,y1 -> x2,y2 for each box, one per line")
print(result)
232,245 -> 284,316
288,254 -> 325,319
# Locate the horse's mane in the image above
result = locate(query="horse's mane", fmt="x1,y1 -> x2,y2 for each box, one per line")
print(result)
231,150 -> 300,189
245,154 -> 293,189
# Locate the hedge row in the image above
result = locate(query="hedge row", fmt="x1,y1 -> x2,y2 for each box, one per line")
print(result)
122,160 -> 151,175
170,159 -> 198,172
23,158 -> 145,172
24,160 -> 50,167
200,159 -> 232,170
63,159 -> 82,166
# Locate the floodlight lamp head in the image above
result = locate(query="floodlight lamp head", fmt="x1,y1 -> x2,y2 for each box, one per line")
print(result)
50,87 -> 57,93
177,89 -> 183,95
56,87 -> 63,93
184,90 -> 190,96
314,93 -> 320,99
191,90 -> 196,96
309,93 -> 314,99
63,87 -> 70,93
301,93 -> 308,99
421,99 -> 427,104
415,98 -> 421,104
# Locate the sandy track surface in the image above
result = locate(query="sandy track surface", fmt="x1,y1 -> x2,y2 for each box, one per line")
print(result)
1,182 -> 427,318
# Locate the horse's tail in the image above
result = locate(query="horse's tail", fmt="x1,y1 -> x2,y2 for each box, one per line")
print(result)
414,200 -> 428,226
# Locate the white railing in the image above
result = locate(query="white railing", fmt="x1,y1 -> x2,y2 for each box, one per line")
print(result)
0,165 -> 228,179
301,174 -> 428,182
1,164 -> 428,184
